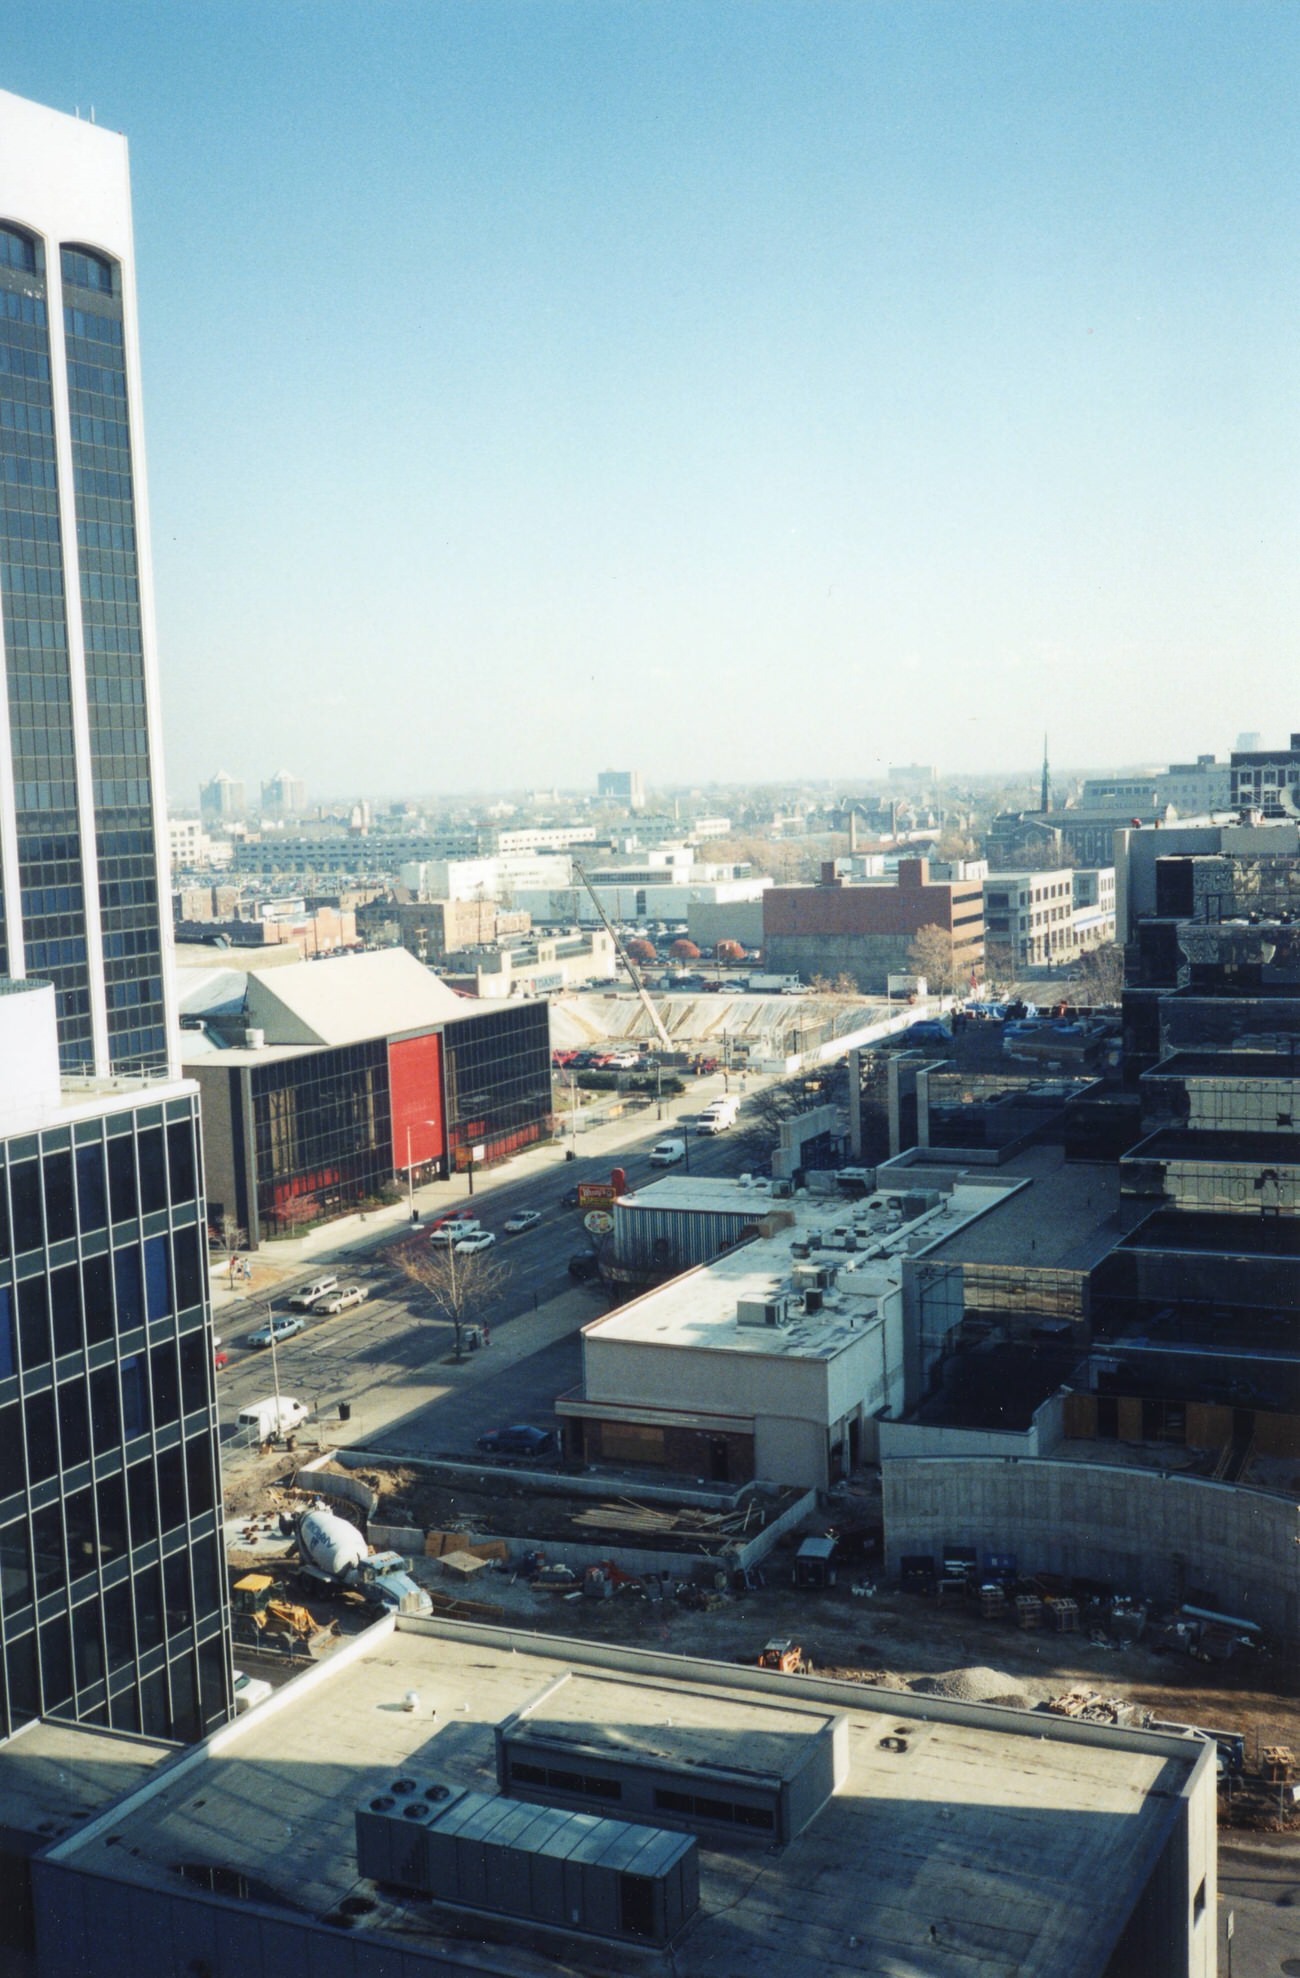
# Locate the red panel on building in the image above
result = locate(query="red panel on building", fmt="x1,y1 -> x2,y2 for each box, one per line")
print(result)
389,1032 -> 445,1171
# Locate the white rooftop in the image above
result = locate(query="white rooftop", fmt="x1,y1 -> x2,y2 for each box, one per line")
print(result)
602,1176 -> 1021,1357
38,1621 -> 1212,1978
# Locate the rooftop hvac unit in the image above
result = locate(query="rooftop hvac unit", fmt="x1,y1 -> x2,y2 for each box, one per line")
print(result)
790,1240 -> 810,1259
804,1287 -> 823,1314
737,1295 -> 791,1329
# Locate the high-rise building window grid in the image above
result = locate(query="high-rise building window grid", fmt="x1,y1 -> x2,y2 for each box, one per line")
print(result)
61,245 -> 165,1069
0,222 -> 93,1061
0,1094 -> 228,1742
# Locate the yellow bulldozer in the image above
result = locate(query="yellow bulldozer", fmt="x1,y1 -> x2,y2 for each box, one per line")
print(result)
232,1572 -> 339,1658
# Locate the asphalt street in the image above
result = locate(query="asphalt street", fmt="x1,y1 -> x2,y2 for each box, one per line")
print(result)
216,1095 -> 771,1458
1217,1839 -> 1300,1978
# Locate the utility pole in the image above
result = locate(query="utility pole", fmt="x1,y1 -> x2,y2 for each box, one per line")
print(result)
266,1302 -> 283,1437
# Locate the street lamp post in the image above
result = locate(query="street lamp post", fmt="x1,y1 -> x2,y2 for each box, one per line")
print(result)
266,1301 -> 283,1436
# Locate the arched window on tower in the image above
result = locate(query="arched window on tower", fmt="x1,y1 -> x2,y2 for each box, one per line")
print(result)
0,224 -> 40,273
60,244 -> 115,294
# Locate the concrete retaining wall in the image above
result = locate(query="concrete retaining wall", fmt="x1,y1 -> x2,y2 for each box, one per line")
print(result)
883,1456 -> 1300,1642
374,1487 -> 818,1582
331,1447 -> 763,1512
293,1458 -> 378,1519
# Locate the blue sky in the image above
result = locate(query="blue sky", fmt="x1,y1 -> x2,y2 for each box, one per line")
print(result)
4,3 -> 1297,801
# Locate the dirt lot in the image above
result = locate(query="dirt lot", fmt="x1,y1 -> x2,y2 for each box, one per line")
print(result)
224,1455 -> 1300,1832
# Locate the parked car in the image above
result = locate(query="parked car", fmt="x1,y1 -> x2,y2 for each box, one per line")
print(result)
568,1252 -> 601,1282
503,1209 -> 542,1234
431,1218 -> 483,1246
475,1424 -> 555,1457
212,1338 -> 228,1370
288,1274 -> 339,1311
245,1314 -> 305,1349
232,1667 -> 274,1714
454,1230 -> 497,1254
313,1284 -> 369,1316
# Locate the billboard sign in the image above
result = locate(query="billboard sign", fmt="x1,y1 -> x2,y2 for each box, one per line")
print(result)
576,1181 -> 617,1209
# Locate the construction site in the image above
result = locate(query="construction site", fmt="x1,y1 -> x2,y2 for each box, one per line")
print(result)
223,1446 -> 1300,1839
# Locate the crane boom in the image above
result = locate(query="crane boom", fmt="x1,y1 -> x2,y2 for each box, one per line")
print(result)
571,861 -> 673,1051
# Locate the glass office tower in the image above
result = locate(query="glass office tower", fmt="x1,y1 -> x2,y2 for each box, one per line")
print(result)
0,95 -> 230,1741
0,93 -> 171,1075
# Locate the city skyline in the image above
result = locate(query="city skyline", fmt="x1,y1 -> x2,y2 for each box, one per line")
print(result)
2,6 -> 1296,794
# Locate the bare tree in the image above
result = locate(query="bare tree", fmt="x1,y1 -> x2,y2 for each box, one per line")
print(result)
209,1210 -> 248,1288
392,1237 -> 510,1361
1072,941 -> 1125,1006
983,941 -> 1017,994
730,1076 -> 822,1170
906,923 -> 961,998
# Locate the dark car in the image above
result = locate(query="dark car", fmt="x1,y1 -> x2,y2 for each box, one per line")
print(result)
560,1188 -> 582,1209
475,1424 -> 555,1457
568,1252 -> 601,1282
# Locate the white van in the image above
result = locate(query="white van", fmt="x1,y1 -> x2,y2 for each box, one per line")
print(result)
649,1139 -> 685,1166
697,1095 -> 739,1134
237,1396 -> 310,1440
288,1275 -> 339,1311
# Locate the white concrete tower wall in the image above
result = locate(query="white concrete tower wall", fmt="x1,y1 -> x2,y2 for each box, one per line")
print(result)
0,91 -> 177,1075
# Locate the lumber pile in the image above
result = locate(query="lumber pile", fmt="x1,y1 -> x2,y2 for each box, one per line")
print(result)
568,1496 -> 761,1544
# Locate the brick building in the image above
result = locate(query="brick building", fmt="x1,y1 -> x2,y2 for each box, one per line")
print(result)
762,858 -> 985,994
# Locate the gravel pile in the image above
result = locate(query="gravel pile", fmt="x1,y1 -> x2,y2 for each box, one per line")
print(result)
909,1665 -> 1023,1703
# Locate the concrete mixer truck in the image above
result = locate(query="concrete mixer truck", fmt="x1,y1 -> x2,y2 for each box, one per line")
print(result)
295,1505 -> 432,1617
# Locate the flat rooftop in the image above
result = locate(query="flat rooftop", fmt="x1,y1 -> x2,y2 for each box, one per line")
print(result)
601,1176 -> 1019,1356
0,1716 -> 172,1847
1124,1127 -> 1300,1163
1117,1209 -> 1300,1257
918,1146 -> 1140,1271
1142,1050 -> 1300,1081
45,1621 -> 1210,1978
505,1669 -> 832,1784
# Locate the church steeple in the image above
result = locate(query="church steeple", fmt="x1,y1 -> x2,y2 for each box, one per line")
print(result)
1041,734 -> 1051,815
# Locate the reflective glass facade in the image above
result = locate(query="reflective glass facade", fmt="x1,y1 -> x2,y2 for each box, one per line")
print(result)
0,223 -> 91,1064
62,245 -> 166,1068
250,1042 -> 393,1237
0,214 -> 168,1075
442,1003 -> 553,1168
0,1092 -> 229,1741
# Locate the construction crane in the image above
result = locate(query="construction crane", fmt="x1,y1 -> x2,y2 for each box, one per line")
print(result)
571,860 -> 673,1051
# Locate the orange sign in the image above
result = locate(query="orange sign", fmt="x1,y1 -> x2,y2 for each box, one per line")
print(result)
577,1181 -> 617,1209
